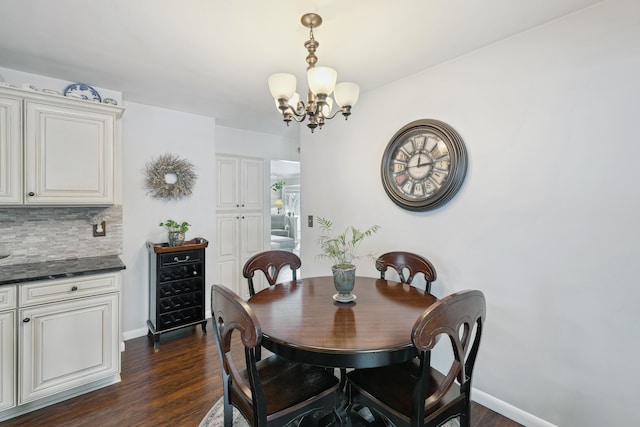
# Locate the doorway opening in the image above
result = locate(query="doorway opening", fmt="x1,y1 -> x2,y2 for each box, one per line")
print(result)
269,160 -> 301,257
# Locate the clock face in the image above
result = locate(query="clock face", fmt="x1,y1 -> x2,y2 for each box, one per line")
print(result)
381,119 -> 467,211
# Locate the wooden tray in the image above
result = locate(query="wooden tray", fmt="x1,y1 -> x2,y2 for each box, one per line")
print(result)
147,238 -> 209,253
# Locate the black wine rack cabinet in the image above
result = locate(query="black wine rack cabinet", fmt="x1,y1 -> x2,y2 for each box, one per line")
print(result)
146,238 -> 208,348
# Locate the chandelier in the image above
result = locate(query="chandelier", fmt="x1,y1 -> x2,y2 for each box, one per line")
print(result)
268,13 -> 360,132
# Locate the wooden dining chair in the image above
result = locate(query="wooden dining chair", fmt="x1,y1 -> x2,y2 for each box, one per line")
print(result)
243,250 -> 302,296
346,289 -> 486,427
211,285 -> 342,427
375,251 -> 437,293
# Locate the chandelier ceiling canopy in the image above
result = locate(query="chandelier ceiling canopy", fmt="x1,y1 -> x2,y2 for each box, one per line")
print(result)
268,13 -> 360,133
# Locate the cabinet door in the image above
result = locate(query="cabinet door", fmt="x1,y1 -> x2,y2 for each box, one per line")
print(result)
0,311 -> 16,411
216,155 -> 264,211
240,158 -> 263,210
0,96 -> 22,204
215,214 -> 241,296
24,101 -> 115,205
240,212 -> 264,298
216,156 -> 239,210
19,293 -> 119,404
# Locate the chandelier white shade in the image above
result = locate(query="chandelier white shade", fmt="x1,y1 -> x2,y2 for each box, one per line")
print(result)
307,66 -> 337,95
334,82 -> 360,107
268,13 -> 359,132
268,73 -> 297,100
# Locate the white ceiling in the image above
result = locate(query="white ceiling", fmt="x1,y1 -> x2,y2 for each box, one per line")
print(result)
0,0 -> 600,137
271,160 -> 301,179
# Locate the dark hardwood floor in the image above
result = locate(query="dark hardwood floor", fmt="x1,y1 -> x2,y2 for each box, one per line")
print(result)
3,326 -> 522,427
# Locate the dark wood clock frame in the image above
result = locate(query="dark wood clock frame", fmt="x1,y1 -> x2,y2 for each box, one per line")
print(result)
381,119 -> 467,211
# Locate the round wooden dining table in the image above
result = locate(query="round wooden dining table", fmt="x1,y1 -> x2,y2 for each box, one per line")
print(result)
247,276 -> 438,369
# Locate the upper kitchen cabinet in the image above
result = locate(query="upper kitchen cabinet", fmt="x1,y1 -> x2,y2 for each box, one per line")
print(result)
0,96 -> 22,204
0,87 -> 124,206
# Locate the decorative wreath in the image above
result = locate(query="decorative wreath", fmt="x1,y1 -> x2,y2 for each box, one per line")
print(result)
145,153 -> 197,200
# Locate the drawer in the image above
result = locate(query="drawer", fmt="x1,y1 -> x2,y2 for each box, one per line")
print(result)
0,285 -> 17,310
20,272 -> 120,307
160,250 -> 201,267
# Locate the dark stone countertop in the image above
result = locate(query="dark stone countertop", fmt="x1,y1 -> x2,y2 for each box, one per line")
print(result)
0,255 -> 126,285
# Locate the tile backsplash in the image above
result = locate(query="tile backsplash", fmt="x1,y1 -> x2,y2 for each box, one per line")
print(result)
0,205 -> 122,266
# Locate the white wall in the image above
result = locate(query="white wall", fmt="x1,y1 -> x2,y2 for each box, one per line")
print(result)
300,0 -> 640,425
121,102 -> 216,337
120,121 -> 299,338
215,125 -> 299,161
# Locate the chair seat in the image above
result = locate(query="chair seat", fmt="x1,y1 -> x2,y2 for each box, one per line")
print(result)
235,355 -> 340,416
347,359 -> 462,423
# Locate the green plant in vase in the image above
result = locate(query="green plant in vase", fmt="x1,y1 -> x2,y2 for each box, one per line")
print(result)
316,217 -> 380,302
159,219 -> 191,246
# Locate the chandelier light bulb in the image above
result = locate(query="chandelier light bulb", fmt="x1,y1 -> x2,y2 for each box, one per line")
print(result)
321,97 -> 333,116
288,92 -> 300,109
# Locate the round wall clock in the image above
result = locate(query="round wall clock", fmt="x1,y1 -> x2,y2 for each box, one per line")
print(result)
381,119 -> 467,211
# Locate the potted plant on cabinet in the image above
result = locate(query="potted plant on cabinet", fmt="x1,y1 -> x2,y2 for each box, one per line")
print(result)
316,217 -> 380,302
159,219 -> 191,247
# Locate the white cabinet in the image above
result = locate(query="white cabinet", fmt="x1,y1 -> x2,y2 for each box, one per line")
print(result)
0,272 -> 121,421
0,286 -> 17,412
23,101 -> 115,205
0,87 -> 123,206
216,154 -> 265,298
216,155 -> 264,211
215,212 -> 264,299
0,96 -> 22,204
19,293 -> 119,403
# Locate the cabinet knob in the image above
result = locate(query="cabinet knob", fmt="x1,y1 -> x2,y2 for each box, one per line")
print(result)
71,286 -> 78,291
23,318 -> 30,323
193,270 -> 198,276
236,204 -> 240,207
27,192 -> 35,197
241,204 -> 245,207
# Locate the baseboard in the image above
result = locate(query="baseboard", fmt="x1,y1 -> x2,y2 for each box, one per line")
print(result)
472,388 -> 557,427
123,313 -> 213,342
123,327 -> 148,341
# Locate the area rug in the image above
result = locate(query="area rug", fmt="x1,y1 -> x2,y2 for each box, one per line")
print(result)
199,398 -> 460,427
